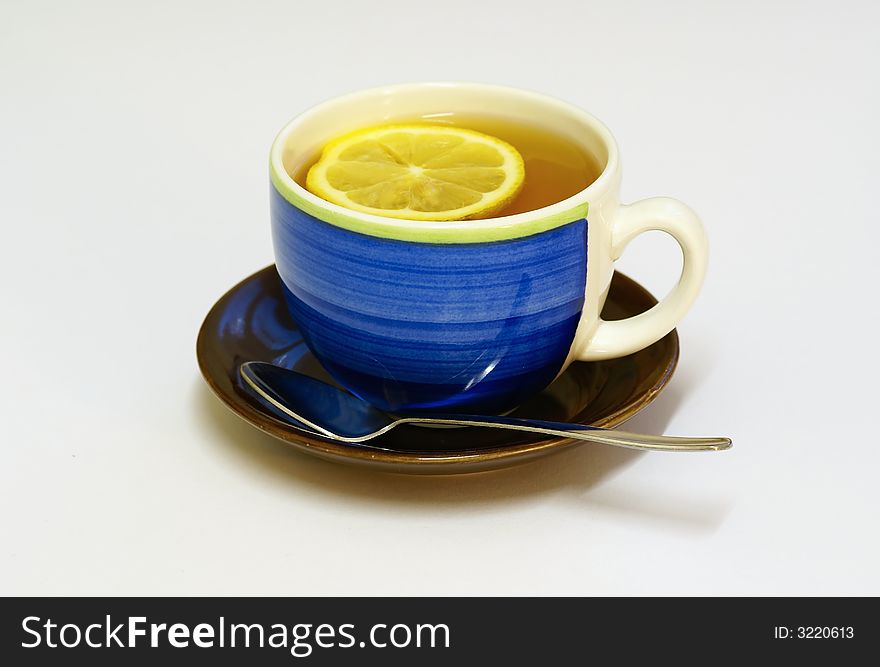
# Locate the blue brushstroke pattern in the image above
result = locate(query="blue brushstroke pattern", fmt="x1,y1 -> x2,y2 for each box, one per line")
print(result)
271,186 -> 588,414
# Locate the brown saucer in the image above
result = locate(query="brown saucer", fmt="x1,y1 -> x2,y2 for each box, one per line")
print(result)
197,266 -> 678,474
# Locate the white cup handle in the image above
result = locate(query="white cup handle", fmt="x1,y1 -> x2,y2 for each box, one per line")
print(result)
577,197 -> 708,361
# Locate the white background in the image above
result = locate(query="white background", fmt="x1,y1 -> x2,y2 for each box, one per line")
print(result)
2,0 -> 878,595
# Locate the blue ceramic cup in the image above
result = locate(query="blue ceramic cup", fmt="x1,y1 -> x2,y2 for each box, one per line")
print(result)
270,83 -> 707,415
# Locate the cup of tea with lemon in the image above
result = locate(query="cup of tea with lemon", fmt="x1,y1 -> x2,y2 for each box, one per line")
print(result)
269,83 -> 707,415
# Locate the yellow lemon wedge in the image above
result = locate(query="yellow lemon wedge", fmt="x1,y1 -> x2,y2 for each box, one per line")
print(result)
305,124 -> 525,221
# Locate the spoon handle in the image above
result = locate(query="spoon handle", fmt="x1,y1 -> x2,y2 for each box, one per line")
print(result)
400,415 -> 732,452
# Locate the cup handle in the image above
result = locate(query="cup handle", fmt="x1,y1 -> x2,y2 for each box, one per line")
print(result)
577,197 -> 708,361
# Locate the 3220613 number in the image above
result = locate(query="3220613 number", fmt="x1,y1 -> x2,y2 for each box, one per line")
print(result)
797,627 -> 854,639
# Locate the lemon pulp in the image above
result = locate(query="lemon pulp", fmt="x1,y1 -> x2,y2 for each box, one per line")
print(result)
305,124 -> 525,221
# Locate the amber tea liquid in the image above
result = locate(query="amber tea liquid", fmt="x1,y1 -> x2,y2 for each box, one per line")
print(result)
293,113 -> 603,217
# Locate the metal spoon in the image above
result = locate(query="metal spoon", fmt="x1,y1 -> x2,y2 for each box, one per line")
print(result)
239,362 -> 731,452
239,361 -> 731,452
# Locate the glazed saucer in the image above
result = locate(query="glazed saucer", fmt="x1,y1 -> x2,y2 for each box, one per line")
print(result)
197,266 -> 679,474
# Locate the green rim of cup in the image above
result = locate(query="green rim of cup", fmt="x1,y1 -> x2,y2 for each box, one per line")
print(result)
270,163 -> 589,244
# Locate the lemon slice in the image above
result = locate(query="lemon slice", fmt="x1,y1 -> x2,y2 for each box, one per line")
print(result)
306,124 -> 525,221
